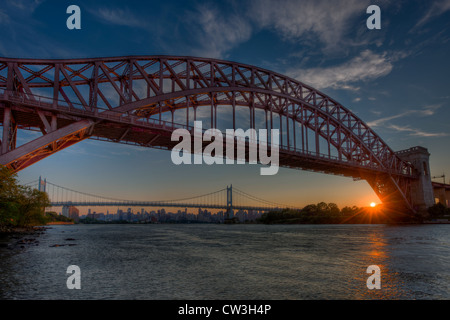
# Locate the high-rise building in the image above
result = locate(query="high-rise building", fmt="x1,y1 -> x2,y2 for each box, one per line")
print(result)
62,206 -> 69,217
62,206 -> 80,221
68,206 -> 80,222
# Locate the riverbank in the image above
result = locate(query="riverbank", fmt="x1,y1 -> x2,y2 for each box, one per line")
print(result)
0,225 -> 49,249
46,221 -> 74,225
0,225 -> 48,235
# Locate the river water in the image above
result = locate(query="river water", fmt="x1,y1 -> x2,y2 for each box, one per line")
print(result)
1,223 -> 449,300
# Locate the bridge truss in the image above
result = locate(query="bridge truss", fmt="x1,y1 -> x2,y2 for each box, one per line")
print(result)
0,56 -> 417,212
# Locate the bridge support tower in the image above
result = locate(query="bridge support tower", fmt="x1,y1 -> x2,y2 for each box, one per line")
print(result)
226,185 -> 233,220
396,146 -> 434,213
38,176 -> 46,192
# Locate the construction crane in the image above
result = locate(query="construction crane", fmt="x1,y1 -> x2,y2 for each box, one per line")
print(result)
432,174 -> 446,184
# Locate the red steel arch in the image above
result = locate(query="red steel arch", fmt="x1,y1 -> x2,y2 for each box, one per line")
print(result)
0,56 -> 417,212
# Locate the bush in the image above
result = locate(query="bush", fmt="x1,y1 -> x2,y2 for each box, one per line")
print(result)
45,212 -> 74,223
427,203 -> 450,219
257,203 -> 351,224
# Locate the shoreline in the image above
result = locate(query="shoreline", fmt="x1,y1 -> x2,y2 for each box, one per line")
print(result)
46,221 -> 74,225
0,225 -> 49,250
0,225 -> 49,235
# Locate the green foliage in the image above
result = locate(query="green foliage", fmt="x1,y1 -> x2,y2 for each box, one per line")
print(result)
258,201 -> 431,224
257,202 -> 354,224
0,166 -> 21,225
257,202 -> 363,224
45,211 -> 74,223
0,165 -> 50,228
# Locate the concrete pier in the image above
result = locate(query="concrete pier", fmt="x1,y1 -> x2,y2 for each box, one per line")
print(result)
396,146 -> 435,212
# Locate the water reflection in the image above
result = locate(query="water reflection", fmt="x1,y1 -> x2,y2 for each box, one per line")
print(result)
356,227 -> 393,299
1,224 -> 449,299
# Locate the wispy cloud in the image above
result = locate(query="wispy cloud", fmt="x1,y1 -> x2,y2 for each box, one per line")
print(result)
5,0 -> 43,13
367,104 -> 446,137
90,7 -> 149,29
0,0 -> 81,58
367,104 -> 442,127
420,104 -> 442,116
415,0 -> 450,28
249,0 -> 370,50
286,50 -> 394,91
185,4 -> 252,59
387,124 -> 449,138
370,109 -> 382,116
183,0 -> 374,59
366,111 -> 414,127
0,10 -> 10,25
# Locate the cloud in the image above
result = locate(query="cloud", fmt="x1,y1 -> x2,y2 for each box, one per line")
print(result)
419,104 -> 442,116
367,104 -> 442,127
286,50 -> 394,91
415,0 -> 450,28
91,7 -> 149,29
366,111 -> 414,127
0,0 -> 82,58
0,0 -> 44,25
0,10 -> 10,25
5,0 -> 43,13
366,104 -> 446,138
370,110 -> 382,116
183,0 -> 392,59
186,4 -> 253,59
387,124 -> 449,138
249,0 -> 370,49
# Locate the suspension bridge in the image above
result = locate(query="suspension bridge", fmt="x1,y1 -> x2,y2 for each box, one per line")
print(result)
23,177 -> 295,216
0,55 -> 446,215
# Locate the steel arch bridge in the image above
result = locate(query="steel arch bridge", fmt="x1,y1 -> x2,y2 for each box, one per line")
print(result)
0,55 -> 421,213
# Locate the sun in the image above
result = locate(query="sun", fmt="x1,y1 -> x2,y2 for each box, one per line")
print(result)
370,202 -> 377,208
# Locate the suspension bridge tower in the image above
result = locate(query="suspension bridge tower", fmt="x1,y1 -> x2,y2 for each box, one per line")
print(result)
38,176 -> 46,192
226,185 -> 233,220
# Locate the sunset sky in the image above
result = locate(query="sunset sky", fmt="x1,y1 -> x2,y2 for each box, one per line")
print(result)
2,0 -> 450,210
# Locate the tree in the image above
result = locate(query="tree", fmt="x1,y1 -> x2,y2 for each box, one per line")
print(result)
316,202 -> 328,213
341,206 -> 359,216
302,204 -> 318,216
327,203 -> 340,215
0,165 -> 50,228
15,187 -> 50,226
0,166 -> 21,226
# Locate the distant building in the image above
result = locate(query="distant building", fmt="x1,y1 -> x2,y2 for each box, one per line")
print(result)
62,205 -> 80,221
69,206 -> 80,222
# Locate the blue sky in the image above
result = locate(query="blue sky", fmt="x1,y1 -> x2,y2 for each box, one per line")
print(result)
2,0 -> 450,209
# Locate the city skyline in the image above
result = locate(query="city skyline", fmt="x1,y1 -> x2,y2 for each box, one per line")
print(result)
60,206 -> 263,224
2,0 -> 450,209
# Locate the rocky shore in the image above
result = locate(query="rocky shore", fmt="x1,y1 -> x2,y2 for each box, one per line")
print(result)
0,225 -> 49,250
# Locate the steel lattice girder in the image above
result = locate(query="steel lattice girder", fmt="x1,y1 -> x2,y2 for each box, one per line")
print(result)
0,56 -> 416,212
